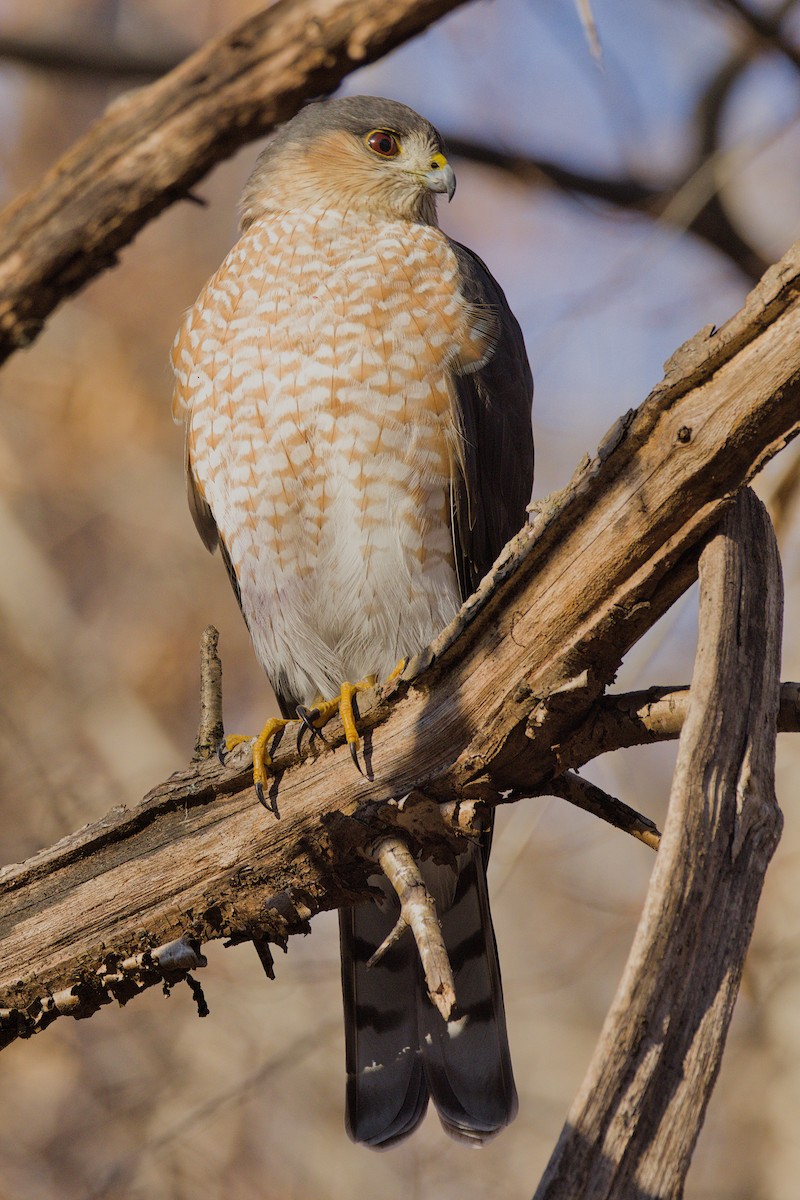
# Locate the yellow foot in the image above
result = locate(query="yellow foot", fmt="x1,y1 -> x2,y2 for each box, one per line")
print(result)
296,659 -> 408,774
221,717 -> 291,817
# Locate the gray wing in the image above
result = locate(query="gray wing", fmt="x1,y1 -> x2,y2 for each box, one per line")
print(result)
447,240 -> 534,599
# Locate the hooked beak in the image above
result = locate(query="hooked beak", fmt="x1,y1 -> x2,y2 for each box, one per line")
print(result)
425,153 -> 456,202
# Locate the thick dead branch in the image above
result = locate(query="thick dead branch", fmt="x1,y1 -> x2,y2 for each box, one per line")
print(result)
0,0 -> 469,361
535,488 -> 783,1199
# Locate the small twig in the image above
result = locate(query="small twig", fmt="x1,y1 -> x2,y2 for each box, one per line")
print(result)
575,0 -> 603,62
367,914 -> 409,964
531,771 -> 662,850
369,836 -> 456,1020
184,975 -> 210,1018
194,625 -> 224,759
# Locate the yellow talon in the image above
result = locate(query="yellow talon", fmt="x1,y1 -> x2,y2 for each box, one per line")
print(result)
384,657 -> 407,685
224,734 -> 253,752
222,717 -> 291,818
228,660 -> 410,812
252,717 -> 292,787
306,695 -> 341,728
314,663 -> 406,771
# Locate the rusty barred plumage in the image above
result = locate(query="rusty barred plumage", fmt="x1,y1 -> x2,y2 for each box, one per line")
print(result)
171,96 -> 533,1148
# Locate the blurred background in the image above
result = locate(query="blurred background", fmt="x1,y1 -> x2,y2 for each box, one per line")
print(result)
0,0 -> 798,1196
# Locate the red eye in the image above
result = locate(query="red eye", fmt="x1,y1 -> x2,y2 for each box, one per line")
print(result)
367,130 -> 400,158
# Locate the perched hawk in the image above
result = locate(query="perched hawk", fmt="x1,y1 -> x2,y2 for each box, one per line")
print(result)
171,96 -> 534,1147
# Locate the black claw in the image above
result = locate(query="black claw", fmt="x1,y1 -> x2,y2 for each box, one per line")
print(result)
296,704 -> 319,735
255,781 -> 280,819
296,704 -> 330,745
216,739 -> 228,766
349,741 -> 363,775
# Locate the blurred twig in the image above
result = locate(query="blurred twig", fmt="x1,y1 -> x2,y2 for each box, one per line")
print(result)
88,1019 -> 340,1199
0,33 -> 187,80
719,0 -> 800,71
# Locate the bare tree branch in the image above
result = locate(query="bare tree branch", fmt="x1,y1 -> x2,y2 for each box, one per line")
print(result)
528,773 -> 662,851
719,0 -> 800,72
0,0 -> 470,361
369,836 -> 456,1018
561,681 -> 800,763
535,487 -> 783,1199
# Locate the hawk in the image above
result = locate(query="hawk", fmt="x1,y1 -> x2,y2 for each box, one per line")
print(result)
171,96 -> 534,1147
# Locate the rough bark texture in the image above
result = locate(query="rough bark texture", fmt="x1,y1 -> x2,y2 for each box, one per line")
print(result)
533,489 -> 783,1200
0,0 -> 469,360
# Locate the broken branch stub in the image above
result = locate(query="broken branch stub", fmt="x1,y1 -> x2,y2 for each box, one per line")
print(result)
369,836 -> 456,1020
534,488 -> 784,1200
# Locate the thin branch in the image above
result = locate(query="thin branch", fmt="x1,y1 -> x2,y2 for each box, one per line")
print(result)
369,836 -> 456,1019
560,680 -> 800,768
0,33 -> 187,80
529,773 -> 661,851
720,0 -> 800,72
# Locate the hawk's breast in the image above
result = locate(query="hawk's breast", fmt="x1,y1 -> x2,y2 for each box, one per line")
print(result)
171,206 -> 493,705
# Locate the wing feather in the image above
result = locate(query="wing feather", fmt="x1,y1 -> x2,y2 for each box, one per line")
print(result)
447,240 -> 534,599
340,881 -> 429,1147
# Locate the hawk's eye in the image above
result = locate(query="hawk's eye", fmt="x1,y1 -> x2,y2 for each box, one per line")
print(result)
366,130 -> 401,158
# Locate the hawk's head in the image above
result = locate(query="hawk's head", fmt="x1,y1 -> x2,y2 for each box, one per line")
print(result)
240,96 -> 456,229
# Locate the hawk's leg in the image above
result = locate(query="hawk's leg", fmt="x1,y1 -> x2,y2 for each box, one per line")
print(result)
297,659 -> 407,773
223,717 -> 292,814
297,676 -> 376,774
